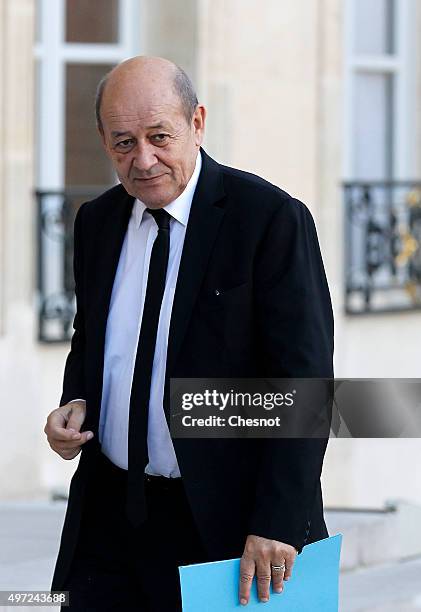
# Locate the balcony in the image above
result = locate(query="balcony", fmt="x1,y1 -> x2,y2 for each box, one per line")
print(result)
344,181 -> 421,314
36,188 -> 106,343
36,181 -> 421,343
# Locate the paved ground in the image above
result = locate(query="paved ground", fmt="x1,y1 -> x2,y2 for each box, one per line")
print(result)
0,502 -> 421,611
0,502 -> 64,611
341,558 -> 421,611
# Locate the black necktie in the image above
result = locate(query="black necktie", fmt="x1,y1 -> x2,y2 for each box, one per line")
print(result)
126,207 -> 171,527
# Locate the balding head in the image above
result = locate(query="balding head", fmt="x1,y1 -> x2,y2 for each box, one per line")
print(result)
96,56 -> 198,134
97,55 -> 206,208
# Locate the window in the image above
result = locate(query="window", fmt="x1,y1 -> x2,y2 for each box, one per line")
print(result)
34,0 -> 141,341
343,0 -> 420,314
35,0 -> 141,190
344,0 -> 416,181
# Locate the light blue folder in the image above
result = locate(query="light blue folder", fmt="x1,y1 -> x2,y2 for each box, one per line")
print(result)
179,534 -> 342,611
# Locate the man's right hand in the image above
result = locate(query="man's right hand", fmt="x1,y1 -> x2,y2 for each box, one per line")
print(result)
44,400 -> 94,460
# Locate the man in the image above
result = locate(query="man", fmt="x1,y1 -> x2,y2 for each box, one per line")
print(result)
44,56 -> 334,611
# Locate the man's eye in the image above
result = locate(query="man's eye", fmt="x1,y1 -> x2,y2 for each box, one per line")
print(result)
150,133 -> 169,144
115,139 -> 134,149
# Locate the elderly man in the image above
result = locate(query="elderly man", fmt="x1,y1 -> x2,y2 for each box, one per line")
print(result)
45,56 -> 334,611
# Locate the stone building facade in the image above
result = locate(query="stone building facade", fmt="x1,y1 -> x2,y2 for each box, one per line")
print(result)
0,0 -> 420,509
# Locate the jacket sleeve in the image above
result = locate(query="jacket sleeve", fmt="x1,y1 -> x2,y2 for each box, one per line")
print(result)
59,203 -> 87,407
248,196 -> 334,552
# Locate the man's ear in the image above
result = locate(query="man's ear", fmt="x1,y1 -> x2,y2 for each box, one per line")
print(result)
193,105 -> 206,146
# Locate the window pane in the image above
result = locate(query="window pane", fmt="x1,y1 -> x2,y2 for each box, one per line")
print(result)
35,0 -> 41,43
353,73 -> 394,180
65,64 -> 115,186
35,59 -> 41,181
66,0 -> 119,43
354,0 -> 395,55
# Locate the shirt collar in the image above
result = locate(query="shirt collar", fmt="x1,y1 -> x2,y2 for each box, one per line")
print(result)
133,150 -> 202,229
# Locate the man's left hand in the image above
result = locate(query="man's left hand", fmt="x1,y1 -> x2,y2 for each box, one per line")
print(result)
239,535 -> 297,605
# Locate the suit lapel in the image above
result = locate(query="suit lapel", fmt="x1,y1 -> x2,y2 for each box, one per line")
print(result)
165,150 -> 226,391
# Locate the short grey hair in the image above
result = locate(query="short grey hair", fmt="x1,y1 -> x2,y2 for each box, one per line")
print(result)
95,64 -> 198,133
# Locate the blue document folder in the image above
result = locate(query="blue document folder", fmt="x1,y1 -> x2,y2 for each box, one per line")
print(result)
179,534 -> 342,611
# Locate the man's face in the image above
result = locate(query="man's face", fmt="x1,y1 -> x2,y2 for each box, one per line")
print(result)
100,82 -> 205,208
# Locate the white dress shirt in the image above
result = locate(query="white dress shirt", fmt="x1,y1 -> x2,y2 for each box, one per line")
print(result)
79,152 -> 202,475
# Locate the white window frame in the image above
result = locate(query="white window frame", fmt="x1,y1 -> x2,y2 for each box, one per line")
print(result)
343,0 -> 417,181
34,0 -> 142,190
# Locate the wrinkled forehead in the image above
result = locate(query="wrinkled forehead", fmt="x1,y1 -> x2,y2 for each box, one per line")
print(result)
102,104 -> 184,135
101,78 -> 185,132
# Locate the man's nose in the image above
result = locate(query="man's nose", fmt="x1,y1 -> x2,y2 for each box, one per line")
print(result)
131,144 -> 158,173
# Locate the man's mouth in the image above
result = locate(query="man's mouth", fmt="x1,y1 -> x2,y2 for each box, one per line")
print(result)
134,174 -> 165,182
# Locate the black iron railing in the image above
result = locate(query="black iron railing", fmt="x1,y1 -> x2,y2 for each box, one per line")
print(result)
36,187 -> 107,343
36,181 -> 421,342
344,181 -> 421,314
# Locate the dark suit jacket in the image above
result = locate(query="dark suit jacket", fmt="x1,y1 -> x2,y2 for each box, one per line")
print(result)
51,148 -> 334,591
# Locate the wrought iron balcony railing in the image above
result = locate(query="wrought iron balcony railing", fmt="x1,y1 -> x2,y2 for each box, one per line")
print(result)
36,181 -> 421,342
344,180 -> 421,314
36,187 -> 107,343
